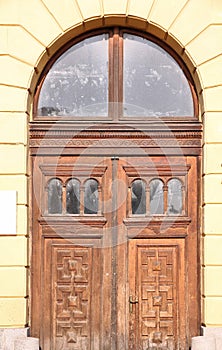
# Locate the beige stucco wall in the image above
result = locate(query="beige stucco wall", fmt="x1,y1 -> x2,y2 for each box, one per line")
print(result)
0,0 -> 222,328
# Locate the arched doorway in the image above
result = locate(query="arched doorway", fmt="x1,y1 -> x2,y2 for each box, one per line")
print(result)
30,28 -> 202,349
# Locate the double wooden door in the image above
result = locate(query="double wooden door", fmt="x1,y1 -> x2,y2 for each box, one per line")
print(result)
31,154 -> 199,350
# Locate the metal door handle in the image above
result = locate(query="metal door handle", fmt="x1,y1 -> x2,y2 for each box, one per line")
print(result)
129,295 -> 138,313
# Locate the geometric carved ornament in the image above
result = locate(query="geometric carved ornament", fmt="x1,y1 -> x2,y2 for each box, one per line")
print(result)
53,247 -> 91,350
130,245 -> 178,350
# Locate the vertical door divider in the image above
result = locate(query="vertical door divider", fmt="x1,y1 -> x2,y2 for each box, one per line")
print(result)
111,156 -> 119,349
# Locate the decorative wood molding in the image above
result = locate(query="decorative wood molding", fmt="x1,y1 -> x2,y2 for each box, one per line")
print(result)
29,122 -> 202,156
30,130 -> 202,140
124,216 -> 191,225
123,164 -> 191,177
124,216 -> 191,238
39,215 -> 107,226
30,138 -> 201,147
39,164 -> 107,177
39,215 -> 107,237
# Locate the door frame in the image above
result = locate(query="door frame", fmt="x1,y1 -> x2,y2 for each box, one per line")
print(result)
29,122 -> 202,349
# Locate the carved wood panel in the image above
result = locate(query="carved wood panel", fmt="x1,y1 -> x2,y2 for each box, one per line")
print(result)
129,239 -> 186,350
43,239 -> 102,350
54,247 -> 91,349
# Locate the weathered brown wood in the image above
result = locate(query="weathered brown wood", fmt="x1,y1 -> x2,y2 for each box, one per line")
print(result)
30,156 -> 43,340
29,121 -> 202,158
32,152 -> 199,350
128,238 -> 186,349
111,157 -> 118,349
42,238 -> 102,349
186,156 -> 201,342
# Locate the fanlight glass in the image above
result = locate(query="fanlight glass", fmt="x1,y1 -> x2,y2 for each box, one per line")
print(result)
84,179 -> 98,214
123,34 -> 193,117
150,179 -> 164,214
48,179 -> 62,214
37,31 -> 194,119
167,178 -> 183,215
132,179 -> 146,214
38,34 -> 109,117
66,179 -> 80,214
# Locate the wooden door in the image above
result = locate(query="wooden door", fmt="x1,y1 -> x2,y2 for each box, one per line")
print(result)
31,154 -> 199,350
128,239 -> 185,349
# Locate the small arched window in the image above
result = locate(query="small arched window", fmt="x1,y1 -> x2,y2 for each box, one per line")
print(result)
48,178 -> 62,214
167,178 -> 183,215
150,179 -> 164,215
131,179 -> 146,215
66,179 -> 80,214
84,179 -> 98,215
35,29 -> 196,120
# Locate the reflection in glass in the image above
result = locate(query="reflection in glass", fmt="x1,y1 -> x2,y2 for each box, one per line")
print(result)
48,179 -> 62,214
123,34 -> 193,117
84,179 -> 98,214
132,179 -> 146,214
150,179 -> 164,214
168,179 -> 182,215
66,179 -> 80,214
38,34 -> 109,117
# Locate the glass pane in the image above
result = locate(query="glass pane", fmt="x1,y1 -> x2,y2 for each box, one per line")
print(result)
123,34 -> 193,117
132,179 -> 146,214
38,34 -> 108,117
48,179 -> 62,214
66,179 -> 80,214
167,178 -> 182,215
84,179 -> 98,214
150,179 -> 164,214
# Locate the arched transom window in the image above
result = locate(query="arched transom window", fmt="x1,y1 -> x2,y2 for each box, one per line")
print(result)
35,28 -> 196,120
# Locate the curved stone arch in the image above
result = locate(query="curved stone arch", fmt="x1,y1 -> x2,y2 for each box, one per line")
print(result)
27,12 -> 207,119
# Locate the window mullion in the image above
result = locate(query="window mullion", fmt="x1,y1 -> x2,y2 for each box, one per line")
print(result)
109,27 -> 123,120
